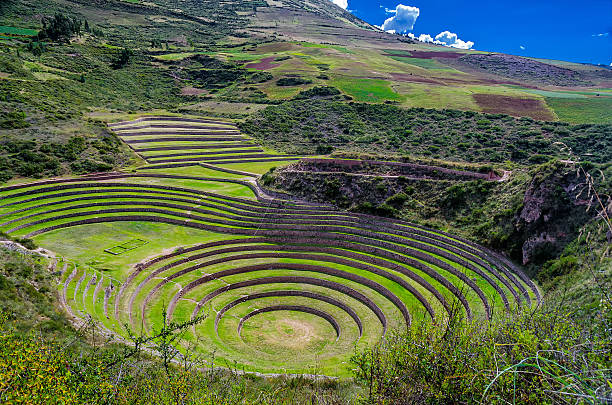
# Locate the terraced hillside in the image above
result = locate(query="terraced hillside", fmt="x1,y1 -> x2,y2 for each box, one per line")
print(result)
109,117 -> 302,170
0,149 -> 540,375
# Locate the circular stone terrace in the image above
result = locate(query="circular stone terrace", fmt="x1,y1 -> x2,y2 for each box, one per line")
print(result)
0,117 -> 540,376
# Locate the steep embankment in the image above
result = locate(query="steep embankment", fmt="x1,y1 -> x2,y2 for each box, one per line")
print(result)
262,159 -> 605,271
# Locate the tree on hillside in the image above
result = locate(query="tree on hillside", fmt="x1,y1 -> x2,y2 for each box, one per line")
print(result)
26,41 -> 45,56
37,13 -> 82,43
112,48 -> 132,69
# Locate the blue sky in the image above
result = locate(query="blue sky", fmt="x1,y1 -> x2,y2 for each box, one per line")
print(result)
330,0 -> 612,66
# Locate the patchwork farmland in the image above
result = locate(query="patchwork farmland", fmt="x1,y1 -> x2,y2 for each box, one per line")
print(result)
0,141 -> 539,375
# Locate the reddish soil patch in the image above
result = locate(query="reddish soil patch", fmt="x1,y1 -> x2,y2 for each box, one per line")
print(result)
389,72 -> 538,89
254,42 -> 295,53
389,73 -> 442,85
181,87 -> 207,96
245,57 -> 281,70
598,81 -> 612,89
443,76 -> 539,89
408,51 -> 465,59
472,94 -> 554,121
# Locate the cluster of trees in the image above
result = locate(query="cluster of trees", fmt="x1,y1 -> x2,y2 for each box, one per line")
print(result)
276,77 -> 313,86
294,86 -> 342,100
37,13 -> 84,43
26,41 -> 46,56
27,13 -> 102,56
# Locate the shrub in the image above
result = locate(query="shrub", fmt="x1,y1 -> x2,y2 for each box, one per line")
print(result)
245,71 -> 273,84
385,192 -> 408,208
261,167 -> 276,186
351,307 -> 612,404
315,144 -> 333,154
70,159 -> 113,173
294,86 -> 341,100
14,238 -> 37,250
112,48 -> 132,69
0,111 -> 29,129
538,255 -> 579,283
528,154 -> 552,164
276,77 -> 313,86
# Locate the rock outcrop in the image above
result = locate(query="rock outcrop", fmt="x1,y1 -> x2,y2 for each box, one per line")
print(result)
514,168 -> 591,264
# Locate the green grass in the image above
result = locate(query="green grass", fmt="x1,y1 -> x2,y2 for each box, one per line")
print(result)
523,89 -> 588,99
153,52 -> 199,61
104,238 -> 148,255
0,25 -> 38,36
386,56 -> 447,70
143,267 -> 403,375
546,97 -> 612,124
131,141 -> 256,149
137,164 -> 252,179
219,160 -> 297,174
298,42 -> 352,54
330,78 -> 403,103
35,223 -> 240,276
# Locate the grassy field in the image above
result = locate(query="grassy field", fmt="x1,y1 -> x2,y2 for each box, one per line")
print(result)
330,78 -> 403,103
545,97 -> 612,124
0,25 -> 38,36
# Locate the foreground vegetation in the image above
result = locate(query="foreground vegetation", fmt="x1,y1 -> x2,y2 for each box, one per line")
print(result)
353,305 -> 611,403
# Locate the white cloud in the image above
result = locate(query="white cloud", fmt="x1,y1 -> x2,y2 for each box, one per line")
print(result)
520,45 -> 526,50
329,0 -> 348,10
379,5 -> 473,49
381,4 -> 420,33
418,33 -> 434,43
592,32 -> 609,37
410,30 -> 474,49
433,30 -> 474,49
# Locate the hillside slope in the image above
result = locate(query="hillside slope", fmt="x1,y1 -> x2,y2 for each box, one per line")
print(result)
0,0 -> 610,402
1,0 -> 610,128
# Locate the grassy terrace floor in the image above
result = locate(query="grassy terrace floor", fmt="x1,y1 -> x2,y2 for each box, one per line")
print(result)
109,116 -> 303,168
0,117 -> 540,376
